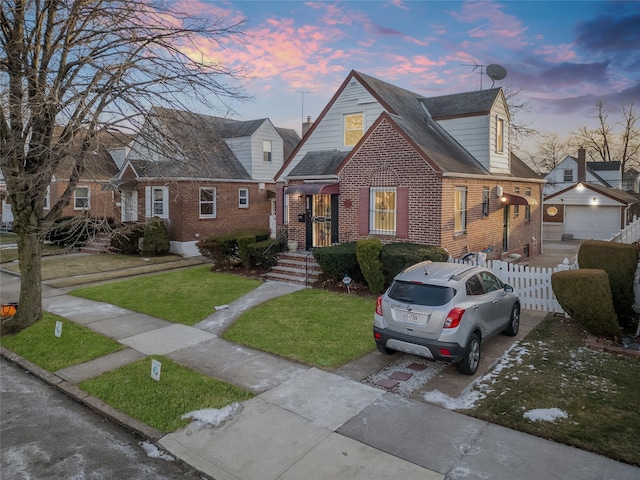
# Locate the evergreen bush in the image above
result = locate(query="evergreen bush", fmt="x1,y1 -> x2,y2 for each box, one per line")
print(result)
141,217 -> 170,255
356,239 -> 385,294
111,222 -> 145,254
381,243 -> 449,284
312,242 -> 364,283
551,269 -> 620,338
577,240 -> 639,327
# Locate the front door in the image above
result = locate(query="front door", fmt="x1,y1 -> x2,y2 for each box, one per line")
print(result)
311,194 -> 332,248
121,190 -> 138,222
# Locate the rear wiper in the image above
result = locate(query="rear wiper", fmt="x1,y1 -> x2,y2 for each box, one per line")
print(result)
395,297 -> 414,303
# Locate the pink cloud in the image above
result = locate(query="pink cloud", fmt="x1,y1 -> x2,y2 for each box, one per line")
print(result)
389,0 -> 409,10
533,43 -> 577,62
405,36 -> 430,47
451,1 -> 528,48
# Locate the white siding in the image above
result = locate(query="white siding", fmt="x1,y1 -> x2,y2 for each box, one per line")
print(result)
437,116 -> 489,167
281,78 -> 384,178
435,94 -> 510,174
225,136 -> 252,175
249,121 -> 285,181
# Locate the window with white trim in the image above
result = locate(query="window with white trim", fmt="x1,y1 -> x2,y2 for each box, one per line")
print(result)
239,188 -> 249,208
145,186 -> 169,219
199,187 -> 216,218
513,187 -> 520,217
496,117 -> 504,153
344,113 -> 364,146
74,186 -> 90,210
283,194 -> 289,225
370,187 -> 396,234
525,187 -> 532,222
263,140 -> 272,162
454,187 -> 467,233
563,169 -> 573,182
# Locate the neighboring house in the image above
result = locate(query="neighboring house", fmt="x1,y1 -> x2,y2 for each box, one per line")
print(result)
115,107 -> 300,256
1,129 -> 132,230
274,70 -> 544,260
543,148 -> 639,241
544,155 -> 622,196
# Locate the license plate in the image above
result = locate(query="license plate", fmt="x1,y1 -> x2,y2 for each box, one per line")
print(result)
401,312 -> 420,324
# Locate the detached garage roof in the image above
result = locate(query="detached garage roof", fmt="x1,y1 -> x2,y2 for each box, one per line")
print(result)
545,182 -> 638,205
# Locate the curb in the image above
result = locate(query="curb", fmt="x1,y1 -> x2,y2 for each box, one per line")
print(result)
0,345 -> 163,442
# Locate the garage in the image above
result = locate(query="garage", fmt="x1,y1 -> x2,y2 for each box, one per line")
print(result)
564,205 -> 620,240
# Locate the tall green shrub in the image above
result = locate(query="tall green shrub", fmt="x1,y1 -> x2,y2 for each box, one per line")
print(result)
356,239 -> 385,294
111,222 -> 145,254
141,217 -> 170,255
552,269 -> 620,338
381,243 -> 449,284
577,240 -> 639,327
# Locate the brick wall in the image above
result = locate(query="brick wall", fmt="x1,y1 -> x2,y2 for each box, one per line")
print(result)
138,181 -> 273,243
50,181 -> 117,220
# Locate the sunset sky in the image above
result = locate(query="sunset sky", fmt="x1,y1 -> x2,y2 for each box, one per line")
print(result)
191,0 -> 639,153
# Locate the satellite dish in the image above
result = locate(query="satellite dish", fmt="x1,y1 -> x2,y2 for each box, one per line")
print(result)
486,64 -> 507,87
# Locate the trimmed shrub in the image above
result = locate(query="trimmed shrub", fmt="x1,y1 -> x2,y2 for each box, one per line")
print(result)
196,229 -> 271,267
356,239 -> 385,294
381,243 -> 449,285
577,240 -> 639,327
141,217 -> 170,255
552,269 -> 620,338
237,234 -> 256,269
245,237 -> 286,271
313,242 -> 364,283
111,222 -> 145,254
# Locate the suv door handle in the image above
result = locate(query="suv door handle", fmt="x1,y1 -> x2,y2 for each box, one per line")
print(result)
493,300 -> 499,304
472,305 -> 479,310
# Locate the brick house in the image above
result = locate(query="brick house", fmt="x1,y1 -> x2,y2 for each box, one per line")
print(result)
1,129 -> 132,230
275,70 -> 544,260
115,107 -> 300,256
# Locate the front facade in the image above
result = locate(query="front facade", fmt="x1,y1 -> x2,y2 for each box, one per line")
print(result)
115,108 -> 299,256
276,71 -> 543,260
544,155 -> 622,196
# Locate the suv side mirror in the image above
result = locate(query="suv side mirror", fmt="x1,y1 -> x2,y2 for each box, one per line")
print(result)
504,284 -> 514,293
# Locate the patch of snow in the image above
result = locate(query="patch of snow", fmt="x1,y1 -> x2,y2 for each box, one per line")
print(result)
523,407 -> 568,422
181,402 -> 243,427
423,389 -> 486,410
139,441 -> 174,461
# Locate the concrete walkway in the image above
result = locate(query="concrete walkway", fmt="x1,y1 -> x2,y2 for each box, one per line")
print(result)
1,270 -> 638,480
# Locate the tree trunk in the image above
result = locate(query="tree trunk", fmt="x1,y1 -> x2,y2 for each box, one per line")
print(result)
1,211 -> 43,335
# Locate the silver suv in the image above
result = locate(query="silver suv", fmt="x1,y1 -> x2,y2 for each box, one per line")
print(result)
374,261 -> 520,375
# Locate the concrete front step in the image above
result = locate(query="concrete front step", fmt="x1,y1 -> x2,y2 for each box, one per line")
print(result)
265,271 -> 320,286
265,251 -> 323,285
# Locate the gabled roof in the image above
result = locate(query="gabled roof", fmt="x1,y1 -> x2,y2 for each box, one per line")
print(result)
129,108 -> 299,180
545,182 -> 638,205
277,70 -> 536,181
289,150 -> 348,177
420,87 -> 504,119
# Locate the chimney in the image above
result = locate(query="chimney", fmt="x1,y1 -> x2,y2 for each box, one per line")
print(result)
577,147 -> 586,183
302,116 -> 313,137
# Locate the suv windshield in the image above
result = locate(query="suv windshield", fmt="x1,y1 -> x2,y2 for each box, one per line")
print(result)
388,281 -> 456,306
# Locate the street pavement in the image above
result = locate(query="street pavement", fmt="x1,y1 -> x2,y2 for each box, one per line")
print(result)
1,251 -> 639,479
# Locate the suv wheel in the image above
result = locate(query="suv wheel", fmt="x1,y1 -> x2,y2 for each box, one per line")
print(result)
504,303 -> 520,337
457,333 -> 480,375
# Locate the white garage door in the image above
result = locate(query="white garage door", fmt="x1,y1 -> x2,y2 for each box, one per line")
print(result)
564,206 -> 620,240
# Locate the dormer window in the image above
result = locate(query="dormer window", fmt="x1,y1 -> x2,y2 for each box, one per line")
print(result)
344,113 -> 364,146
496,117 -> 504,153
564,169 -> 573,182
263,140 -> 272,162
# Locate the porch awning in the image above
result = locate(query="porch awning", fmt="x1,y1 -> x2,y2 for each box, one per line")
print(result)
106,179 -> 137,191
285,183 -> 340,195
500,193 -> 538,206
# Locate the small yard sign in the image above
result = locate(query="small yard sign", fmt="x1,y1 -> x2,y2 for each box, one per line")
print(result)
54,321 -> 63,338
151,359 -> 162,382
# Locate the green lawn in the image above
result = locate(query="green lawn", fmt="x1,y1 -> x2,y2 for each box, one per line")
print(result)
223,289 -> 376,369
80,356 -> 253,433
0,312 -> 123,371
70,266 -> 262,325
463,315 -> 640,466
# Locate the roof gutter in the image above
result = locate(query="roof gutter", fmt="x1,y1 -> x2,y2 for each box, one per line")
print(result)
284,175 -> 339,181
442,171 -> 547,184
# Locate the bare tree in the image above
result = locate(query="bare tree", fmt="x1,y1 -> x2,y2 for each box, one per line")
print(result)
522,132 -> 571,175
504,85 -> 538,150
571,101 -> 639,173
0,0 -> 248,333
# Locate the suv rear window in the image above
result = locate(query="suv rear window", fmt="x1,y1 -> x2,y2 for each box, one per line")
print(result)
388,281 -> 456,306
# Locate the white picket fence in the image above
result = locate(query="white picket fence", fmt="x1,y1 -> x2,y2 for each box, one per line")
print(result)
449,216 -> 640,313
450,257 -> 576,313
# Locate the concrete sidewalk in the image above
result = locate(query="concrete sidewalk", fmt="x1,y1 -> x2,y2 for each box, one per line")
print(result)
1,271 -> 638,480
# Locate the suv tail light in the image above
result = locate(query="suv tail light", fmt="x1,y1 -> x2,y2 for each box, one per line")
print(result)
444,308 -> 465,328
375,296 -> 384,316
